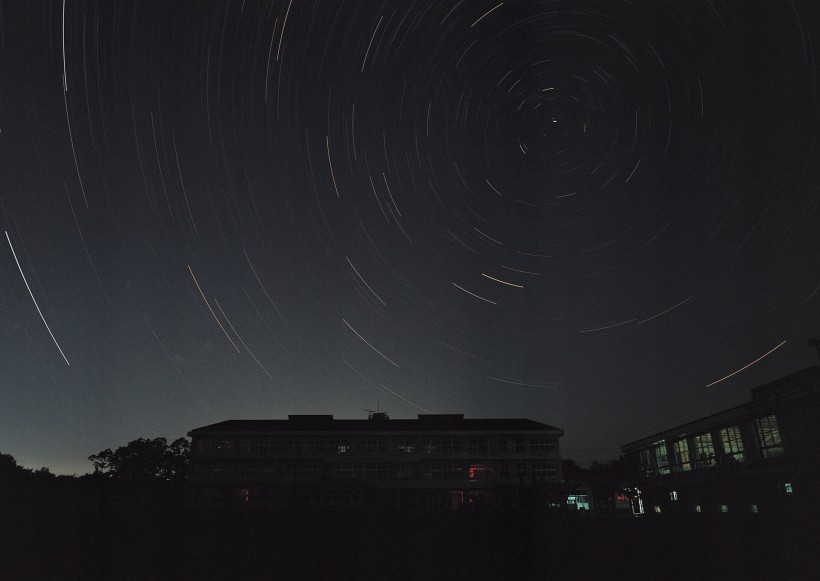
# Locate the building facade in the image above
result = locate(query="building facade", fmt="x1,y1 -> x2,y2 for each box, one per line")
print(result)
187,413 -> 563,510
621,367 -> 820,515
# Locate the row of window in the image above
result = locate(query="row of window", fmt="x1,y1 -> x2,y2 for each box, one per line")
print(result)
638,415 -> 784,474
192,461 -> 558,481
197,436 -> 558,457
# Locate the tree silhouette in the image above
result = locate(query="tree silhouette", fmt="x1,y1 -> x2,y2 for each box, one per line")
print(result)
89,437 -> 189,482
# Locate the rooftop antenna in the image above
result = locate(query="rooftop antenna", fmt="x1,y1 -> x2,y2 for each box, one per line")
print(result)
364,402 -> 389,420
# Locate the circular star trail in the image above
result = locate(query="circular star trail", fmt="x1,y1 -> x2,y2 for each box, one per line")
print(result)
0,0 -> 818,473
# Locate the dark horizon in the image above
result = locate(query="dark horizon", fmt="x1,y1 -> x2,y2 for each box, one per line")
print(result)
1,0 -> 819,477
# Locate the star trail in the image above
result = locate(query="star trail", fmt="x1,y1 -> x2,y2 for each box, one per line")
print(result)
0,0 -> 818,474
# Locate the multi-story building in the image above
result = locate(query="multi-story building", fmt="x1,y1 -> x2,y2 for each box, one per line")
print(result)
621,366 -> 820,515
186,413 -> 563,510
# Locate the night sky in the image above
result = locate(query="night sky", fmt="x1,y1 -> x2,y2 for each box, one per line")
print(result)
1,0 -> 819,475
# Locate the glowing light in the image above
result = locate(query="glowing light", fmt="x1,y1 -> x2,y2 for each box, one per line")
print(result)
187,265 -> 241,353
706,340 -> 787,387
471,3 -> 503,28
342,319 -> 399,367
5,231 -> 71,365
481,273 -> 523,288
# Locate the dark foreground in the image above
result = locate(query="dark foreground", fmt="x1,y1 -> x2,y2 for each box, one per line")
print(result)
2,503 -> 818,580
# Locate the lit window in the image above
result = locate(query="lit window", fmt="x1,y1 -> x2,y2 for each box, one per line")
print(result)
695,505 -> 701,513
721,504 -> 729,513
422,438 -> 442,455
720,426 -> 745,462
654,505 -> 661,514
397,439 -> 415,453
751,504 -> 759,513
336,440 -> 351,455
693,434 -> 716,467
673,440 -> 691,472
755,415 -> 784,458
785,482 -> 793,495
469,464 -> 494,480
669,490 -> 678,501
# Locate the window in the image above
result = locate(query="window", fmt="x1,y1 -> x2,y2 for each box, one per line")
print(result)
654,505 -> 662,514
530,438 -> 556,454
695,505 -> 702,513
639,449 -> 654,474
469,464 -> 494,480
397,438 -> 415,453
515,462 -> 528,478
305,437 -> 323,454
653,440 -> 670,474
331,462 -> 402,479
469,438 -> 489,454
530,462 -> 558,481
785,482 -> 793,495
286,438 -> 304,454
514,438 -> 526,453
421,462 -> 465,480
336,440 -> 351,455
499,462 -> 513,478
358,438 -> 384,454
497,438 -> 509,452
721,504 -> 729,513
673,439 -> 691,471
422,438 -> 442,455
198,439 -> 236,455
720,426 -> 745,462
440,438 -> 462,455
669,490 -> 678,501
751,504 -> 759,513
693,433 -> 716,467
755,415 -> 783,458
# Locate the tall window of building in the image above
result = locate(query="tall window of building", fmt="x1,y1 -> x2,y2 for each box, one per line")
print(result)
693,433 -> 716,467
754,415 -> 783,458
639,449 -> 654,474
653,440 -> 670,474
720,426 -> 745,462
673,439 -> 691,471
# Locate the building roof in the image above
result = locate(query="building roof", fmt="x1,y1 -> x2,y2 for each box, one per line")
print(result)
188,414 -> 562,435
621,366 -> 820,452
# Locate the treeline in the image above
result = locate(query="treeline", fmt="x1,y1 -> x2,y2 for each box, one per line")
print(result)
0,437 -> 190,517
